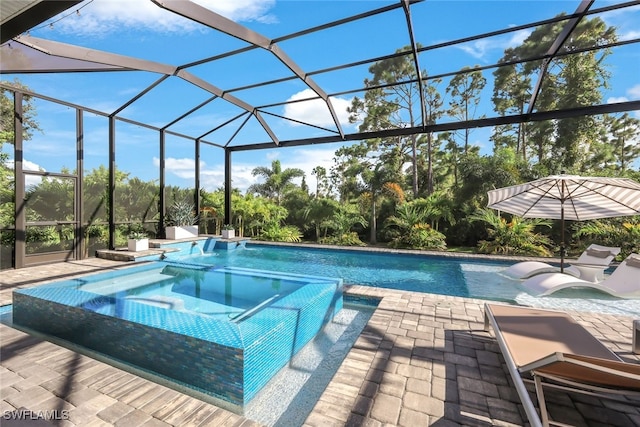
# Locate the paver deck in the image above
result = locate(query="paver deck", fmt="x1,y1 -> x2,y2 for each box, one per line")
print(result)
1,258 -> 639,426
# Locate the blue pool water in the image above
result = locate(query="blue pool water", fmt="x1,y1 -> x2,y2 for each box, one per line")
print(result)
179,244 -> 503,297
175,243 -> 640,317
12,261 -> 347,409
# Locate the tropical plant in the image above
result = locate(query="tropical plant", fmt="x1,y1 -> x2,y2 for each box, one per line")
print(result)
469,208 -> 553,256
385,202 -> 428,231
388,224 -> 447,250
248,160 -> 304,205
128,230 -> 147,240
303,197 -> 340,241
385,202 -> 447,250
258,223 -> 302,243
325,206 -> 368,237
166,200 -> 197,226
320,232 -> 366,246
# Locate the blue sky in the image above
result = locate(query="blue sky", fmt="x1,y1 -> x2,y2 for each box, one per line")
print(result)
3,0 -> 639,193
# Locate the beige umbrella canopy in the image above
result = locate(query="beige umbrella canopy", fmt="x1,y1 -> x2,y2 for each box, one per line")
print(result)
487,174 -> 640,272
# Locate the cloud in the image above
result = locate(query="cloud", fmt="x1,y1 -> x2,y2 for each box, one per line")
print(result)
628,84 -> 640,99
283,89 -> 353,128
455,29 -> 531,61
200,162 -> 262,193
2,159 -> 46,188
54,0 -> 277,35
607,96 -> 628,104
155,156 -> 262,193
607,85 -> 640,106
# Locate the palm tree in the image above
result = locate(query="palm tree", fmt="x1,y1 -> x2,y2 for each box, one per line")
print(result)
248,160 -> 305,205
385,203 -> 428,232
304,197 -> 339,241
469,208 -> 553,256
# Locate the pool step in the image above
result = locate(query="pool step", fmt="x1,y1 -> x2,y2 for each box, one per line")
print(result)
79,270 -> 177,295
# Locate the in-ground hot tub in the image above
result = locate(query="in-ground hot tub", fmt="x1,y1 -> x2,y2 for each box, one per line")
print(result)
12,261 -> 343,411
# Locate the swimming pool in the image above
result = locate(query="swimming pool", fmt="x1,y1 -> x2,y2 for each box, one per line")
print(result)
174,242 -> 640,317
12,261 -> 347,410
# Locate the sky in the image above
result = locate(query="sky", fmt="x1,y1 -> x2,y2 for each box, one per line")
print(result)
2,0 -> 639,194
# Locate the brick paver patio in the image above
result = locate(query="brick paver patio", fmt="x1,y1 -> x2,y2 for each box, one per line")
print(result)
2,258 -> 639,426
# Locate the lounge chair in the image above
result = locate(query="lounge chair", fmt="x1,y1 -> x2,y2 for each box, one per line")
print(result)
520,253 -> 640,298
502,244 -> 620,281
484,303 -> 640,427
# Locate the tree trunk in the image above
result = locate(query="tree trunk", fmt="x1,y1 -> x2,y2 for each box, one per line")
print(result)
369,199 -> 377,245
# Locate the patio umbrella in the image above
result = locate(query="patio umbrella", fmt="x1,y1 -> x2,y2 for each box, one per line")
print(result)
487,174 -> 640,272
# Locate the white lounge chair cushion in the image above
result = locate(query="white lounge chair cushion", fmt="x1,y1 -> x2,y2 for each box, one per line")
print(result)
585,247 -> 613,258
626,254 -> 640,268
502,244 -> 620,280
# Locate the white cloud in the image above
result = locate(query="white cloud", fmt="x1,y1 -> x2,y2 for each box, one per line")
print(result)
155,156 -> 263,193
189,145 -> 341,194
628,84 -> 640,99
3,159 -> 46,188
283,89 -> 353,128
55,0 -> 276,35
455,29 -> 531,61
607,96 -> 629,104
22,159 -> 43,172
200,162 -> 262,193
607,84 -> 640,106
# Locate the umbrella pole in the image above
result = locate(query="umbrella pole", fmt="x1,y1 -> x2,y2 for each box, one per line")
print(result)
560,203 -> 565,273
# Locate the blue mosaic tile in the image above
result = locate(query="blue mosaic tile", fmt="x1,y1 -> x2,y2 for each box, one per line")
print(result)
12,261 -> 343,408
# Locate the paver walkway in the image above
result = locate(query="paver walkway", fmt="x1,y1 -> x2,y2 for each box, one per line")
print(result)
1,259 -> 639,426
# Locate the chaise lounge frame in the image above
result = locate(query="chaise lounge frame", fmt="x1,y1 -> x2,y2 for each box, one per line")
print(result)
483,303 -> 640,427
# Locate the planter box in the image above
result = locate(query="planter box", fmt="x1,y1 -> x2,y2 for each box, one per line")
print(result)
166,225 -> 198,240
127,238 -> 149,252
222,229 -> 235,239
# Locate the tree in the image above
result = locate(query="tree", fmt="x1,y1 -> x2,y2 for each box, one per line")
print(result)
421,78 -> 445,195
348,46 -> 435,198
446,66 -> 486,154
311,166 -> 329,198
0,80 -> 42,235
491,15 -> 616,169
0,79 -> 42,145
247,159 -> 304,205
600,113 -> 640,171
304,197 -> 339,241
333,141 -> 405,244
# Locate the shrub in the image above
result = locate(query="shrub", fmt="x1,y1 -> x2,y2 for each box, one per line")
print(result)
320,231 -> 366,246
258,224 -> 302,243
388,224 -> 447,250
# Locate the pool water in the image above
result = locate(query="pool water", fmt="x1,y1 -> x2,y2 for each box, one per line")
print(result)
12,261 -> 348,409
76,263 -> 316,321
183,245 -> 479,296
178,243 -> 640,317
